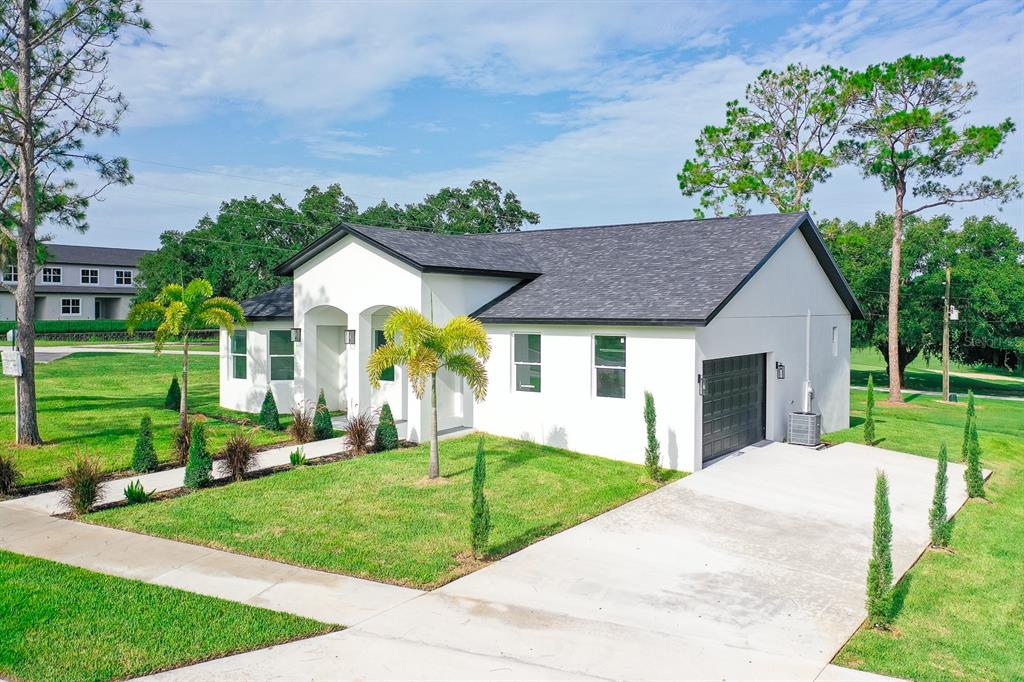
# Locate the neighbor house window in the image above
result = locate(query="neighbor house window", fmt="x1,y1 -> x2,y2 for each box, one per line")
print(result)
115,270 -> 133,285
268,329 -> 294,381
42,267 -> 61,283
2,265 -> 15,282
594,335 -> 626,398
374,330 -> 395,382
61,298 -> 81,315
230,330 -> 247,380
513,333 -> 541,392
80,268 -> 98,284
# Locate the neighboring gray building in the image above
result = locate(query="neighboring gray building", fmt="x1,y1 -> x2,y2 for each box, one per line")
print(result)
0,244 -> 151,322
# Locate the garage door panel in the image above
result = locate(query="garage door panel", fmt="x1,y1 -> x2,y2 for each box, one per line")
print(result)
701,353 -> 766,463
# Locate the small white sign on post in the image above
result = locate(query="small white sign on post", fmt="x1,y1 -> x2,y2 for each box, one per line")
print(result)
2,350 -> 23,377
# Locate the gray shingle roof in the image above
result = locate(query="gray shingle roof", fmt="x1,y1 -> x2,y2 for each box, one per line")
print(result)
45,244 -> 151,267
241,283 -> 293,320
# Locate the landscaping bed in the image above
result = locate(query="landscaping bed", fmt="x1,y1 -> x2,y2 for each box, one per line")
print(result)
826,391 -> 1024,681
0,549 -> 337,682
89,434 -> 681,588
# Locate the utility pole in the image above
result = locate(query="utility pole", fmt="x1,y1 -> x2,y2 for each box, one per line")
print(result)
942,265 -> 951,402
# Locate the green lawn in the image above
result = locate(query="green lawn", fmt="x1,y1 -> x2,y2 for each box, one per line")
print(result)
0,352 -> 290,487
90,434 -> 680,588
851,347 -> 1024,397
0,550 -> 336,682
826,391 -> 1024,681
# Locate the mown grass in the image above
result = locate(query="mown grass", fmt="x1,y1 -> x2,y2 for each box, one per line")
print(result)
851,346 -> 1024,397
90,434 -> 680,588
826,391 -> 1024,681
0,549 -> 336,682
0,353 -> 290,486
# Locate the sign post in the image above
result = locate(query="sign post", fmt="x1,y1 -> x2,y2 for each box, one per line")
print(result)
2,349 -> 23,443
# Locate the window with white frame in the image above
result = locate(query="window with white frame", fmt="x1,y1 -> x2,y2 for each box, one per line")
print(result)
42,267 -> 61,283
268,329 -> 294,381
230,330 -> 247,379
593,335 -> 626,398
115,270 -> 133,285
80,268 -> 98,284
513,333 -> 541,392
61,298 -> 81,315
2,265 -> 15,282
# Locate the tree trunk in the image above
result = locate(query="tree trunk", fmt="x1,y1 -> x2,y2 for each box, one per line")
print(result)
887,184 -> 906,403
428,372 -> 439,479
179,335 -> 189,431
14,0 -> 42,445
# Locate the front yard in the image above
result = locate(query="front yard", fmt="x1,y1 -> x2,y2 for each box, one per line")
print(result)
0,352 -> 291,487
89,434 -> 679,588
0,549 -> 335,682
826,392 -> 1024,681
850,347 -> 1024,398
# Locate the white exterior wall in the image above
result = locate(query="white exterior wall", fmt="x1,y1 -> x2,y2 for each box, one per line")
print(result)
475,325 -> 698,470
219,321 -> 296,413
694,229 -> 851,465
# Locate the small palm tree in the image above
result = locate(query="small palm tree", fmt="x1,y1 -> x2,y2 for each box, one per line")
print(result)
367,308 -> 490,478
128,279 -> 245,430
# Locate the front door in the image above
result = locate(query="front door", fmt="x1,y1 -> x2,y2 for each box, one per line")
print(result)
701,353 -> 766,464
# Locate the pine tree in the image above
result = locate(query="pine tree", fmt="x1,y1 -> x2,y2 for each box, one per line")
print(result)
374,402 -> 400,452
643,391 -> 661,481
961,390 -> 985,498
259,388 -> 281,431
164,375 -> 181,411
313,389 -> 334,440
928,443 -> 951,548
183,421 -> 211,488
960,389 -> 976,462
863,374 -> 876,445
471,437 -> 491,558
866,470 -> 893,628
132,415 -> 159,473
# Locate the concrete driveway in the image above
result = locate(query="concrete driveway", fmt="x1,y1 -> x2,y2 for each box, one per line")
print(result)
147,441 -> 969,681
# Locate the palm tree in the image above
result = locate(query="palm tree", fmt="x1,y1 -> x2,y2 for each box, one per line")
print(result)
128,279 -> 245,431
367,308 -> 490,478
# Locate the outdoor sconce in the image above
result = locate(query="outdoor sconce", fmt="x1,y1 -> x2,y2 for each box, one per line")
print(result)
345,329 -> 356,345
290,328 -> 302,343
775,362 -> 786,380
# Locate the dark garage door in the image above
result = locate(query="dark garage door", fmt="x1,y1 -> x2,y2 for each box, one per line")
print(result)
701,353 -> 766,463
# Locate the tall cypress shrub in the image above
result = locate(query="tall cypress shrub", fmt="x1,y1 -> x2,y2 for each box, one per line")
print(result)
313,389 -> 334,441
374,402 -> 399,452
928,443 -> 951,548
863,374 -> 876,445
866,470 -> 893,628
259,388 -> 281,431
164,375 -> 181,411
183,421 -> 211,488
132,415 -> 159,473
962,391 -> 985,498
471,437 -> 491,558
643,391 -> 661,481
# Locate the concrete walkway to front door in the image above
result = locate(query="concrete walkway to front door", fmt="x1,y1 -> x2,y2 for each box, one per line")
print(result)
142,441 -> 972,681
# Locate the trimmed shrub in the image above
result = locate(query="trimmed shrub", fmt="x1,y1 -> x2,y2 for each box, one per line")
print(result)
289,448 -> 307,466
313,389 -> 334,441
289,402 -> 316,444
864,374 -> 876,445
929,443 -> 952,548
962,391 -> 985,498
643,390 -> 661,481
61,455 -> 104,516
219,430 -> 257,482
0,453 -> 21,495
374,402 -> 400,452
471,436 -> 491,558
183,421 -> 212,489
259,388 -> 281,431
866,470 -> 893,628
345,411 -> 375,456
132,415 -> 159,473
164,375 -> 181,411
123,479 -> 154,504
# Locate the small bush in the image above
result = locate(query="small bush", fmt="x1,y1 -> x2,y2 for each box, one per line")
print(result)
289,448 -> 307,466
643,391 -> 661,481
289,402 -> 316,444
866,470 -> 893,628
259,388 -> 281,431
374,402 -> 400,452
172,419 -> 192,466
165,375 -> 181,411
123,479 -> 154,504
962,391 -> 985,498
864,374 -> 876,445
183,421 -> 212,489
313,389 -> 334,441
219,430 -> 257,482
929,443 -> 952,548
61,455 -> 104,516
471,437 -> 491,558
0,453 -> 21,495
345,411 -> 375,456
132,415 -> 159,473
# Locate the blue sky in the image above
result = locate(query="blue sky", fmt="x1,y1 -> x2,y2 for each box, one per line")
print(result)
64,0 -> 1024,248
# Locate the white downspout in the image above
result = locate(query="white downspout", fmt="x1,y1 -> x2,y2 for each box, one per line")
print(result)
804,308 -> 814,413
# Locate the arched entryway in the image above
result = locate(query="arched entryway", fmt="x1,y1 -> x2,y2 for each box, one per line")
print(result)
302,305 -> 347,411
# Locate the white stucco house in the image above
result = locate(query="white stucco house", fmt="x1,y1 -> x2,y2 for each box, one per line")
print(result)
219,212 -> 862,472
